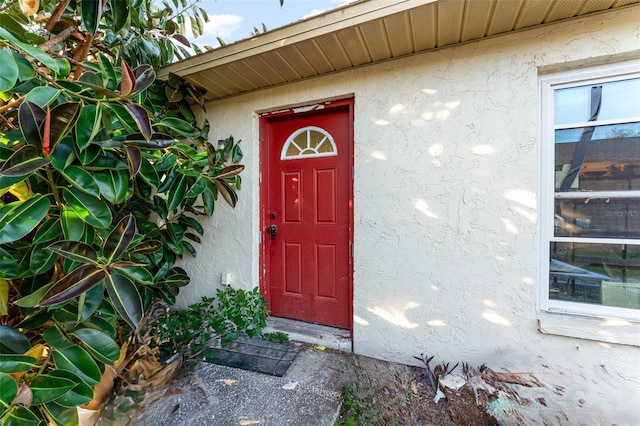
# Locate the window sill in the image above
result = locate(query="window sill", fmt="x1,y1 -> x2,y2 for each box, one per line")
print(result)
537,311 -> 640,347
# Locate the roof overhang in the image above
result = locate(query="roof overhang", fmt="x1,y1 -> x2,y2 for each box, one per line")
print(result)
159,0 -> 640,102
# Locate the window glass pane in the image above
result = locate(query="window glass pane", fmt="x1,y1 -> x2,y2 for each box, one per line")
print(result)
554,197 -> 640,238
554,78 -> 640,125
555,131 -> 640,191
550,242 -> 640,309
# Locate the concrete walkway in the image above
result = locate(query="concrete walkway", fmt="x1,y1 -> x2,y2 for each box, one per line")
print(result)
115,345 -> 354,426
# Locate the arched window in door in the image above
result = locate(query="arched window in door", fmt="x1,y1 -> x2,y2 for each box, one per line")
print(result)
280,126 -> 338,160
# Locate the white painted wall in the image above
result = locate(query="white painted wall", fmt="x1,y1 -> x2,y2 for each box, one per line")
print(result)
178,7 -> 640,423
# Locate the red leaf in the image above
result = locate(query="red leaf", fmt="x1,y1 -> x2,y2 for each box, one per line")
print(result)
120,60 -> 135,97
42,106 -> 51,156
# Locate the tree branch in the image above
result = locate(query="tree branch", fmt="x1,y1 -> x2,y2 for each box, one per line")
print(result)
38,26 -> 76,52
45,0 -> 71,33
0,96 -> 25,115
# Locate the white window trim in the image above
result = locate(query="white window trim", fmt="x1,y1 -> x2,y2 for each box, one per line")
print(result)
538,60 -> 640,342
280,126 -> 338,160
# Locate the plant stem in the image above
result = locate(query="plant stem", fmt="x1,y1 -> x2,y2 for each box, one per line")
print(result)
45,166 -> 62,206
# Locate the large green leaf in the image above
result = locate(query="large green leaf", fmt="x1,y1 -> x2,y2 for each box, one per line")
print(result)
109,0 -> 129,32
61,165 -> 100,197
0,354 -> 37,373
47,241 -> 98,265
0,247 -> 18,278
43,401 -> 79,426
167,173 -> 187,211
75,104 -> 103,151
213,179 -> 238,208
1,405 -> 40,426
48,370 -> 93,407
81,0 -> 103,35
24,86 -> 61,108
185,177 -> 207,198
30,375 -> 76,405
61,206 -> 86,242
48,103 -> 81,153
39,264 -> 106,307
113,265 -> 154,285
104,215 -> 136,262
125,104 -> 152,140
62,187 -> 112,229
0,372 -> 18,408
202,184 -> 215,216
104,273 -> 143,330
43,327 -> 74,349
0,47 -> 19,92
77,283 -> 104,323
0,194 -> 49,244
29,244 -> 59,275
0,28 -> 59,74
0,325 -> 30,354
18,101 -> 45,148
52,345 -> 101,386
0,145 -> 50,177
33,217 -> 62,244
93,170 -> 129,204
73,328 -> 120,364
124,133 -> 175,149
159,117 -> 200,138
133,65 -> 155,93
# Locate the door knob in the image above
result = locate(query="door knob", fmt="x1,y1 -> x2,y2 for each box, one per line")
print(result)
268,224 -> 277,240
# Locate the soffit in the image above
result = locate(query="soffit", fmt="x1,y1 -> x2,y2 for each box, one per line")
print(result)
159,0 -> 640,102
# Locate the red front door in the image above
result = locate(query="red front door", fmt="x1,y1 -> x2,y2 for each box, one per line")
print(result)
261,100 -> 353,329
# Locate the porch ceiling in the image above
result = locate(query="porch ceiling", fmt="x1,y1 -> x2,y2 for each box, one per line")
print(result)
159,0 -> 640,102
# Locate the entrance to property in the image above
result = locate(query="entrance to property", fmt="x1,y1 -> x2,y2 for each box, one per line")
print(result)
260,99 -> 353,329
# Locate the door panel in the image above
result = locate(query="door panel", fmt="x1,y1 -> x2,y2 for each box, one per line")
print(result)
262,100 -> 352,329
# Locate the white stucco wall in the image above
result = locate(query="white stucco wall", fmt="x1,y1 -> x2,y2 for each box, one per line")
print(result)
178,7 -> 640,422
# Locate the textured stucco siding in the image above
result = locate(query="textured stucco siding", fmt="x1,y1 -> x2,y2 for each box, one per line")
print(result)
178,7 -> 640,423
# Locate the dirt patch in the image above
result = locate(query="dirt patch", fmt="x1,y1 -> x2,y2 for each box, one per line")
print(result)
338,354 -> 498,425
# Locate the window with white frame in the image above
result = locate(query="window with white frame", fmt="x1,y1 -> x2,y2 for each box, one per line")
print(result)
540,61 -> 640,321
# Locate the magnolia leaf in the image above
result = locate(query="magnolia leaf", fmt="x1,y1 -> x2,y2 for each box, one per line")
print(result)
73,328 -> 120,364
0,325 -> 31,354
120,60 -> 135,97
124,133 -> 175,149
159,117 -> 200,138
104,273 -> 143,330
185,177 -> 207,198
24,86 -> 60,108
109,0 -> 129,32
215,164 -> 245,179
62,187 -> 113,229
0,194 -> 49,245
18,101 -> 45,148
48,370 -> 93,407
30,375 -> 76,405
133,65 -> 155,94
48,102 -> 81,153
2,405 -> 40,426
93,170 -> 129,204
81,0 -> 103,35
47,241 -> 99,265
0,372 -> 18,407
213,179 -> 238,208
104,215 -> 136,263
0,28 -> 59,74
0,354 -> 37,373
124,146 -> 142,177
0,145 -> 50,177
60,206 -> 85,242
52,345 -> 101,386
112,265 -> 153,285
124,104 -> 152,141
43,401 -> 79,425
0,47 -> 19,92
39,264 -> 106,307
167,173 -> 187,211
75,104 -> 103,151
61,165 -> 100,198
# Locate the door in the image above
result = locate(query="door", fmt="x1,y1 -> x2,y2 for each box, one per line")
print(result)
261,100 -> 353,329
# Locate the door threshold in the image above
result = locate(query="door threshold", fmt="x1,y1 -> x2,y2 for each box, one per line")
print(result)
264,317 -> 352,352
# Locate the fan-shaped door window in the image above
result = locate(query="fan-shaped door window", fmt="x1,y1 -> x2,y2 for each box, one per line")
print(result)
281,126 -> 338,160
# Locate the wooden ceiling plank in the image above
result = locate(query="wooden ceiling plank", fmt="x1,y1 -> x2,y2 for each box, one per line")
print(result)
277,45 -> 319,78
410,3 -> 438,51
336,27 -> 373,67
315,33 -> 354,70
486,0 -> 524,35
383,11 -> 415,57
515,0 -> 556,29
259,50 -> 303,82
544,0 -> 583,22
241,55 -> 288,85
437,0 -> 465,46
461,0 -> 494,41
297,40 -> 336,74
358,19 -> 393,62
